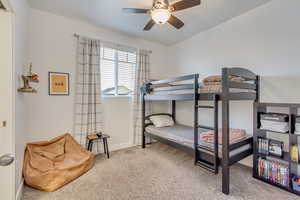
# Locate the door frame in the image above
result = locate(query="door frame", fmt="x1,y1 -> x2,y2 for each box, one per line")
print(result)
0,0 -> 16,199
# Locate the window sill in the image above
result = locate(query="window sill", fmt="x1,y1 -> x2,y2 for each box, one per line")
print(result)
102,95 -> 132,99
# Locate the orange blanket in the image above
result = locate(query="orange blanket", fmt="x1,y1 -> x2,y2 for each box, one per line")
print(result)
200,128 -> 246,144
23,134 -> 95,192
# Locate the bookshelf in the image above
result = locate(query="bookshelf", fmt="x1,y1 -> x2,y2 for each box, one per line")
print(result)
253,103 -> 300,196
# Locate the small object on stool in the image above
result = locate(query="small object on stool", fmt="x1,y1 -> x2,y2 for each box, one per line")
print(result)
86,133 -> 110,159
87,134 -> 98,140
96,132 -> 102,137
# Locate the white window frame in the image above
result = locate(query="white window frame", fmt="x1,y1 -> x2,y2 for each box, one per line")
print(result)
101,47 -> 136,97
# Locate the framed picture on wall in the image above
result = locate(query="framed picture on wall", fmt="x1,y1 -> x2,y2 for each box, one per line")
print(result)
48,72 -> 69,95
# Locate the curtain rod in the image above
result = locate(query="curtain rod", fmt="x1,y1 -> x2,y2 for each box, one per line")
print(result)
73,33 -> 152,54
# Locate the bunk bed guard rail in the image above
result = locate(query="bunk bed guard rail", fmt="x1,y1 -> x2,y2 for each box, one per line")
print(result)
141,67 -> 259,99
223,67 -> 259,101
140,74 -> 200,95
225,68 -> 258,89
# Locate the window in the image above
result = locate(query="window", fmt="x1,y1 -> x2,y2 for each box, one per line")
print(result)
100,47 -> 136,96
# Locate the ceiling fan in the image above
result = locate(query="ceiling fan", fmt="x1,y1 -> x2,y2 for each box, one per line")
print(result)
122,0 -> 201,31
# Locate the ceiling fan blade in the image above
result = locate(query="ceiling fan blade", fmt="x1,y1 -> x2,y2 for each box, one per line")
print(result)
168,15 -> 184,29
122,8 -> 149,14
143,19 -> 155,31
0,0 -> 6,10
171,0 -> 201,12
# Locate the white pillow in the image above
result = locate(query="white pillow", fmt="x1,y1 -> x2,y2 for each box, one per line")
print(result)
149,115 -> 174,128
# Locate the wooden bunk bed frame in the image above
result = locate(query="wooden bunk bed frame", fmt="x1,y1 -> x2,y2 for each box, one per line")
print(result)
141,67 -> 260,195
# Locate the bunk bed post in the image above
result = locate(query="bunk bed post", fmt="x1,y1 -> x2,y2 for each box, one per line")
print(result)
172,100 -> 176,122
142,93 -> 146,148
253,75 -> 260,176
213,94 -> 219,174
255,75 -> 260,103
194,74 -> 199,165
222,68 -> 230,195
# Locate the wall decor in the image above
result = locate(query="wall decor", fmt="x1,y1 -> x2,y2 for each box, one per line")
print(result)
48,72 -> 69,95
18,63 -> 39,93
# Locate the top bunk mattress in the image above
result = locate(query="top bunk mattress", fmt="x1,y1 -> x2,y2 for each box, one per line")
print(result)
148,75 -> 256,95
145,124 -> 252,158
150,85 -> 255,95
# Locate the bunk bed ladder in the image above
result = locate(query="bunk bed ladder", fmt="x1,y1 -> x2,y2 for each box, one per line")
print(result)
196,94 -> 219,174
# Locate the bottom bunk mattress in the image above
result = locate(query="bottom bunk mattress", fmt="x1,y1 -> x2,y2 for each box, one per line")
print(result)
145,124 -> 252,158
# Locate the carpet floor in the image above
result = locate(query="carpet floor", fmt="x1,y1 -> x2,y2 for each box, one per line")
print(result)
23,143 -> 298,200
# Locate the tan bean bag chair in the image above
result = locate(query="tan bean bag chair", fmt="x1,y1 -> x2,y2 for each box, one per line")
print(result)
23,133 -> 95,192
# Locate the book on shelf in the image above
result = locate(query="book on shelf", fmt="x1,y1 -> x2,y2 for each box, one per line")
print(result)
258,138 -> 269,155
258,158 -> 289,187
258,138 -> 284,158
291,145 -> 299,163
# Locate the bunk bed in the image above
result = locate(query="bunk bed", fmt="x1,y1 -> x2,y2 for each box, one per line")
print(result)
140,67 -> 260,195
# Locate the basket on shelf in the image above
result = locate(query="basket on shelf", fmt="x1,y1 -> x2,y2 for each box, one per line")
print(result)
292,176 -> 300,193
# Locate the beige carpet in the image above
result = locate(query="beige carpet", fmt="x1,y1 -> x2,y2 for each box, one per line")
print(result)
23,143 -> 298,200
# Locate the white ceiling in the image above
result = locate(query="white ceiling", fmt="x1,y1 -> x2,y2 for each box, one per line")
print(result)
28,0 -> 272,45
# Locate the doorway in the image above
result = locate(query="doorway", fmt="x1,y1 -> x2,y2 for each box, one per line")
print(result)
0,1 -> 16,200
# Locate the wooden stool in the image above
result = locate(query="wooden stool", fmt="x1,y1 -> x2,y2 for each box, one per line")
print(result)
86,133 -> 110,158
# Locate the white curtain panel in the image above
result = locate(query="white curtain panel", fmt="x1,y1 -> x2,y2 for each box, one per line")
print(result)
73,36 -> 104,153
132,50 -> 152,145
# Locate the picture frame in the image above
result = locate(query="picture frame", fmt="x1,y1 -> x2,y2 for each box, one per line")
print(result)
48,72 -> 70,95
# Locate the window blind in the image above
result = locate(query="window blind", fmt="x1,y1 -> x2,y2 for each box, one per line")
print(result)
100,47 -> 136,96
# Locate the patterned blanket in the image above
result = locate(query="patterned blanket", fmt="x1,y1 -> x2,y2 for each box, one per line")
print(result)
199,128 -> 247,144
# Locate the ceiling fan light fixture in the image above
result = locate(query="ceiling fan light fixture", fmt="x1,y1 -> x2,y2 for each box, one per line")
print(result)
151,8 -> 171,25
123,0 -> 201,30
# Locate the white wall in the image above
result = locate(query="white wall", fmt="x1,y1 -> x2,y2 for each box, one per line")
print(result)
9,0 -> 30,197
166,0 -> 300,166
169,0 -> 300,77
26,9 -> 169,151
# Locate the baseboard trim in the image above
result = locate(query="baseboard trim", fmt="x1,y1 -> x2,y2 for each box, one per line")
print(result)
110,142 -> 134,152
93,142 -> 135,155
16,178 -> 24,200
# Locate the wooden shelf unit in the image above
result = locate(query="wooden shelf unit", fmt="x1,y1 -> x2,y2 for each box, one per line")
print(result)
253,102 -> 300,196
